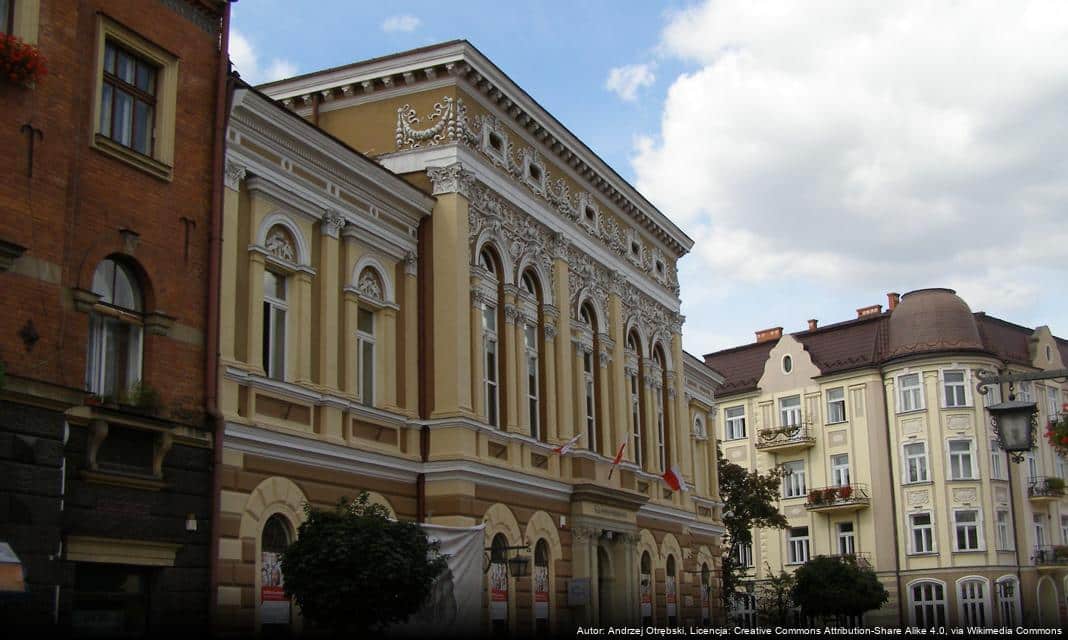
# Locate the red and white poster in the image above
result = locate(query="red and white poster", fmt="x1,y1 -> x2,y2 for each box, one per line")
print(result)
666,575 -> 677,618
489,562 -> 508,621
260,551 -> 290,624
640,572 -> 652,617
533,565 -> 549,620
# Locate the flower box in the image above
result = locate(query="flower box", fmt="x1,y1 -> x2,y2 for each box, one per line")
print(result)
0,34 -> 47,88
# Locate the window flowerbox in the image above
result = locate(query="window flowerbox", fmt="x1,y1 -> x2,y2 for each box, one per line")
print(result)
0,34 -> 46,87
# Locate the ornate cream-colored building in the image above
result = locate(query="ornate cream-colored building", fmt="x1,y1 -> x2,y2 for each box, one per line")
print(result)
704,288 -> 1068,628
212,41 -> 725,635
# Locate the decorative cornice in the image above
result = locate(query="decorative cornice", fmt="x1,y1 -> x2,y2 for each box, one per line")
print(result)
223,159 -> 247,191
427,162 -> 475,197
321,210 -> 347,238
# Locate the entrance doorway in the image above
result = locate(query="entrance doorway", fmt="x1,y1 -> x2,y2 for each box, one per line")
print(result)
597,546 -> 613,626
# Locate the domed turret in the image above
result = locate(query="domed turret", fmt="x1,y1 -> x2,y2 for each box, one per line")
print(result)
886,288 -> 984,358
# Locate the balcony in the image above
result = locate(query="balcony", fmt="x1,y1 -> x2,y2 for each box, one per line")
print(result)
824,552 -> 872,568
755,423 -> 815,453
1027,476 -> 1066,502
805,484 -> 871,513
1033,545 -> 1068,567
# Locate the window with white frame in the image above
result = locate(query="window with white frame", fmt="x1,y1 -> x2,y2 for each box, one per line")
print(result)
948,439 -> 976,480
779,395 -> 802,427
983,383 -> 1002,407
1026,452 -> 1039,483
1061,516 -> 1068,544
996,578 -> 1020,626
735,541 -> 753,568
1033,514 -> 1047,547
897,373 -> 924,412
942,369 -> 968,407
356,307 -> 375,406
583,349 -> 597,451
725,406 -> 747,440
629,356 -> 643,468
1058,455 -> 1068,482
826,387 -> 846,424
524,323 -> 539,439
653,349 -> 667,470
782,461 -> 806,498
990,439 -> 1006,480
1047,386 -> 1060,421
837,522 -> 855,556
910,581 -> 946,627
953,509 -> 982,551
786,527 -> 810,564
482,302 -> 500,428
732,592 -> 757,628
958,579 -> 988,626
903,442 -> 929,483
1017,381 -> 1033,402
262,269 -> 287,381
996,510 -> 1014,550
831,454 -> 850,486
86,258 -> 145,399
910,512 -> 935,553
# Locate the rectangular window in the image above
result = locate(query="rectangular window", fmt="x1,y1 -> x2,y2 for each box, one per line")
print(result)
782,461 -> 806,498
910,512 -> 934,553
959,580 -> 987,626
1047,386 -> 1061,421
1,0 -> 11,35
482,304 -> 499,428
997,579 -> 1019,626
584,351 -> 597,452
787,527 -> 810,564
735,541 -> 753,568
898,373 -> 924,412
990,439 -> 1005,480
996,510 -> 1013,550
826,387 -> 846,424
357,308 -> 375,407
630,372 -> 643,468
524,324 -> 539,440
942,369 -> 968,407
983,383 -> 1002,407
948,439 -> 975,480
904,442 -> 929,483
262,270 -> 287,381
837,522 -> 855,556
100,40 -> 158,156
1061,516 -> 1068,544
1034,515 -> 1047,547
725,406 -> 747,440
953,509 -> 981,551
779,395 -> 802,427
910,582 -> 946,627
1026,452 -> 1039,483
1017,381 -> 1033,402
831,454 -> 850,486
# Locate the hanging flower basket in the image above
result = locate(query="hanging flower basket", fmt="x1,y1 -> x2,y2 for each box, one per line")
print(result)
0,34 -> 47,87
1046,404 -> 1068,458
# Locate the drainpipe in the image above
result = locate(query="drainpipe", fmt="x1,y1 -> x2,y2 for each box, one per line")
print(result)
207,2 -> 234,631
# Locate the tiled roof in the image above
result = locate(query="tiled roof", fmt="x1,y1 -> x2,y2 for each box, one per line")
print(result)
702,341 -> 775,395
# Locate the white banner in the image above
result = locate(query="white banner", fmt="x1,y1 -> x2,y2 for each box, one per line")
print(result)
392,523 -> 485,637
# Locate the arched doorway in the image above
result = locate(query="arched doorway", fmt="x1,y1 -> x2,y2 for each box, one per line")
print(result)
489,533 -> 510,637
533,540 -> 550,637
666,555 -> 678,625
640,551 -> 653,624
1037,577 -> 1059,626
261,514 -> 293,635
598,546 -> 613,625
700,562 -> 711,625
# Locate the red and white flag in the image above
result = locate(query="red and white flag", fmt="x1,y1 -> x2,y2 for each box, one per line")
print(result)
552,433 -> 583,456
662,465 -> 689,492
607,441 -> 627,479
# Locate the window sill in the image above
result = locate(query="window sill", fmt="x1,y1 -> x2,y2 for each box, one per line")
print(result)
896,408 -> 927,416
946,477 -> 980,483
941,404 -> 972,410
952,548 -> 985,554
906,551 -> 938,557
92,133 -> 173,182
902,480 -> 934,487
80,469 -> 168,491
825,421 -> 848,427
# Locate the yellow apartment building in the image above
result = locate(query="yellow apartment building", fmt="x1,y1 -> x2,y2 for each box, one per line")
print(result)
704,288 -> 1068,628
212,41 -> 725,635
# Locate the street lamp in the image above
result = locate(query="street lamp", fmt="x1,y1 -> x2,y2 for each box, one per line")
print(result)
988,400 -> 1038,462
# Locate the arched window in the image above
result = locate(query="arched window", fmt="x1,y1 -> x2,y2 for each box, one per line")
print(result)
261,514 -> 292,627
909,580 -> 946,627
479,248 -> 503,428
653,346 -> 670,472
957,578 -> 989,626
996,577 -> 1020,626
533,539 -> 550,635
666,554 -> 678,625
489,533 -> 509,634
262,225 -> 296,381
520,271 -> 544,441
579,302 -> 600,454
640,551 -> 653,624
627,331 -> 646,469
86,258 -> 144,396
355,267 -> 382,407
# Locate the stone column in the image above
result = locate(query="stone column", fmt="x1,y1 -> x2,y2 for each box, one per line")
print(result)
317,212 -> 345,441
502,288 -> 519,433
671,332 -> 693,479
246,251 -> 266,375
220,160 -> 245,364
380,306 -> 399,410
543,307 -> 559,442
342,289 -> 359,397
608,278 -> 629,462
470,286 -> 487,420
552,237 -> 573,441
293,271 -> 313,384
597,338 -> 613,457
401,253 -> 419,416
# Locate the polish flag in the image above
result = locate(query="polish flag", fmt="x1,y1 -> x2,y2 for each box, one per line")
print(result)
607,441 -> 627,479
552,433 -> 583,456
662,465 -> 689,492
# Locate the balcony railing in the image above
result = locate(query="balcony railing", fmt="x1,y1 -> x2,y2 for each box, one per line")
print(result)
805,484 -> 871,512
1028,476 -> 1066,501
755,423 -> 815,451
1033,545 -> 1068,566
823,552 -> 872,568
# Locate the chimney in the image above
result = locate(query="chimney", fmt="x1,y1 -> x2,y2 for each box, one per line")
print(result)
808,319 -> 818,331
887,292 -> 900,311
755,327 -> 783,343
856,304 -> 883,318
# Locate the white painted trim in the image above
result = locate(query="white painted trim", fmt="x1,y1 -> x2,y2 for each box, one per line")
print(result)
955,575 -> 992,626
351,254 -> 396,303
256,211 -> 311,266
905,577 -> 948,627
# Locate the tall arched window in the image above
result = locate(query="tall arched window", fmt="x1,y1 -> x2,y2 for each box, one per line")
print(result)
262,225 -> 296,381
261,514 -> 293,627
533,539 -> 550,636
627,331 -> 645,469
86,257 -> 144,396
653,346 -> 670,472
996,577 -> 1020,626
666,554 -> 678,625
579,302 -> 600,454
489,533 -> 509,635
479,248 -> 503,428
520,271 -> 544,441
640,551 -> 653,624
957,578 -> 989,626
909,580 -> 946,627
355,267 -> 383,407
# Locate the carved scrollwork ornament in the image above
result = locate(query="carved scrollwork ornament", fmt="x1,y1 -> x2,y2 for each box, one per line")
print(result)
403,251 -> 418,277
224,159 -> 247,191
321,211 -> 347,238
544,323 -> 557,340
428,163 -> 475,198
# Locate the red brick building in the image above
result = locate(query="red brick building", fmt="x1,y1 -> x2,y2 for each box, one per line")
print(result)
0,1 -> 229,633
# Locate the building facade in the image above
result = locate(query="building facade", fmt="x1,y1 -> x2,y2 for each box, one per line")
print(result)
704,288 -> 1068,628
0,0 -> 228,633
212,41 -> 726,634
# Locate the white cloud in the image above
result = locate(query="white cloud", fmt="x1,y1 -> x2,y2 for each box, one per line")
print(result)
634,1 -> 1068,334
605,63 -> 656,102
381,14 -> 421,33
230,29 -> 298,85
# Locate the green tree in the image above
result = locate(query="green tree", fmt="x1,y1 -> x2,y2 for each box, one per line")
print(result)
791,555 -> 888,623
280,492 -> 448,634
756,564 -> 796,626
717,447 -> 789,615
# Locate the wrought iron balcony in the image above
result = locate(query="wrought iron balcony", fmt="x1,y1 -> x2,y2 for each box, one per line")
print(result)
1027,476 -> 1066,502
1033,545 -> 1068,566
755,423 -> 815,452
805,484 -> 871,513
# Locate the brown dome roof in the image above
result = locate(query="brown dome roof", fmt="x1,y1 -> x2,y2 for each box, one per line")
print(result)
886,288 -> 984,359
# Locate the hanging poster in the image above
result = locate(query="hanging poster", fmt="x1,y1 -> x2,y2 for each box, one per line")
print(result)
393,523 -> 485,637
533,564 -> 549,620
260,551 -> 290,624
666,575 -> 677,618
489,561 -> 508,621
701,584 -> 710,623
640,573 -> 652,617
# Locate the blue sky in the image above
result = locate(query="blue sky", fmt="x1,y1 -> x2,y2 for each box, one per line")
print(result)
233,1 -> 1068,356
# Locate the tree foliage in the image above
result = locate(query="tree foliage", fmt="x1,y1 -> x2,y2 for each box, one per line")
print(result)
791,555 -> 888,620
756,564 -> 796,626
717,447 -> 789,614
280,492 -> 448,633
